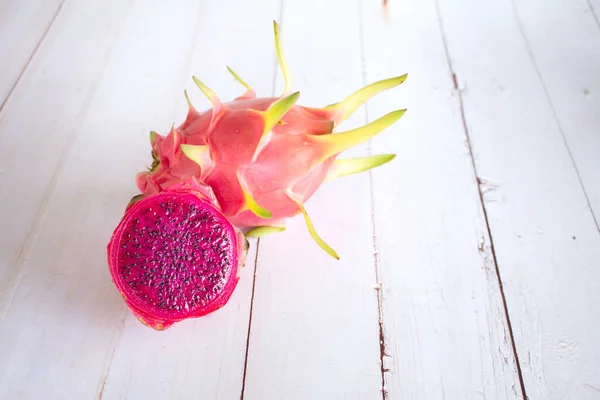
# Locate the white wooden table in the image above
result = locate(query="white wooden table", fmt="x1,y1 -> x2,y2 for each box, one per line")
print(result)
1,0 -> 600,399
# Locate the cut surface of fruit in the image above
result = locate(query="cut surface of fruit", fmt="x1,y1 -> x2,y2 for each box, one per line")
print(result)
107,178 -> 246,330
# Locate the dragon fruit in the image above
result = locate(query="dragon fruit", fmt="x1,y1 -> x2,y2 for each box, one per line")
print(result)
107,21 -> 406,330
135,21 -> 407,259
107,177 -> 247,330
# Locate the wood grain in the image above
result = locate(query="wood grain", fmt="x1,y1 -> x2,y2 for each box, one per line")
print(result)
242,0 -> 383,398
437,0 -> 600,397
362,0 -> 522,398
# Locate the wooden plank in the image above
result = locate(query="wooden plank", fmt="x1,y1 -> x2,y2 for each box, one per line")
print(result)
0,0 -> 134,396
361,0 -> 522,398
0,0 -> 135,397
436,0 -> 600,398
0,0 -> 64,105
511,0 -> 600,225
510,0 -> 600,396
242,0 -> 383,398
100,1 -> 280,398
0,0 -> 132,304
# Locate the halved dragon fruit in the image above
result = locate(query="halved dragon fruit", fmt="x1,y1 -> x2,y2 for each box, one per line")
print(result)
136,21 -> 407,259
107,178 -> 247,330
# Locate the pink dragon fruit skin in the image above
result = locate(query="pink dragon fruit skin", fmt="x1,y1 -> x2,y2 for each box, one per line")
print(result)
107,177 -> 247,330
135,21 -> 407,259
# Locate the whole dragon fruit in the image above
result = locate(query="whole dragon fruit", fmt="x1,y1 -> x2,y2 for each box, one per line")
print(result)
135,21 -> 407,259
107,177 -> 247,330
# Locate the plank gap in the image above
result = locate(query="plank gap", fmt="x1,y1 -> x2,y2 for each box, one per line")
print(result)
434,0 -> 528,398
94,311 -> 127,400
358,0 -> 388,397
240,239 -> 260,400
586,0 -> 600,32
